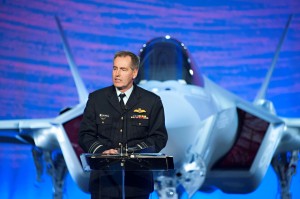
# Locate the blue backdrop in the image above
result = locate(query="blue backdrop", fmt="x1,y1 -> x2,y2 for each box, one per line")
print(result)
0,0 -> 300,198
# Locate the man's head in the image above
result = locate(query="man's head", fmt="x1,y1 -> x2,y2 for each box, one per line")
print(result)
112,51 -> 139,92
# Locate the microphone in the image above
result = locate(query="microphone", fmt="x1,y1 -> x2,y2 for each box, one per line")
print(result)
126,145 -> 155,153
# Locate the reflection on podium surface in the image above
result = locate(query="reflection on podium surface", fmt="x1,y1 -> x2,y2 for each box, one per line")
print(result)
80,153 -> 174,172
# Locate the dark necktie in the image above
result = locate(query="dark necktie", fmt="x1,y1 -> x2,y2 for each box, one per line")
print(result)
119,93 -> 126,110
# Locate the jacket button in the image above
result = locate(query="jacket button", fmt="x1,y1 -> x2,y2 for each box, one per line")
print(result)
139,123 -> 141,125
120,129 -> 123,132
121,117 -> 123,120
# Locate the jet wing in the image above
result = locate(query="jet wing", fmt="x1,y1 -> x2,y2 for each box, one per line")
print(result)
0,118 -> 54,146
0,104 -> 90,193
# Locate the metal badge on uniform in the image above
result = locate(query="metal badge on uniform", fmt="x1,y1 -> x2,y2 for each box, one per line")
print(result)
133,108 -> 146,113
99,114 -> 109,120
131,114 -> 149,119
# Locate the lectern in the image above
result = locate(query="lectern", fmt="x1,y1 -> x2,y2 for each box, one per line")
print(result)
80,153 -> 174,199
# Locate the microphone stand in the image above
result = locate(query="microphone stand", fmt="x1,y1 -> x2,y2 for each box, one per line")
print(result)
120,102 -> 129,199
119,143 -> 126,199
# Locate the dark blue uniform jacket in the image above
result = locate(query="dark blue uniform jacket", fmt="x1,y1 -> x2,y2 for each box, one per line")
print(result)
79,84 -> 168,197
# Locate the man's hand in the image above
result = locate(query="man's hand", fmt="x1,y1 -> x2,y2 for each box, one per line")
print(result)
102,149 -> 119,155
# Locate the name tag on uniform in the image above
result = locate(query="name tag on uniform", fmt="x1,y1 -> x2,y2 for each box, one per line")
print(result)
99,114 -> 110,120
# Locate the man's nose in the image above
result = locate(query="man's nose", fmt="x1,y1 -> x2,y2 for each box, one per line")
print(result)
115,69 -> 120,76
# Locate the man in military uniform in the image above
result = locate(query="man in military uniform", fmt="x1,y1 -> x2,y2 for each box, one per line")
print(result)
79,51 -> 168,199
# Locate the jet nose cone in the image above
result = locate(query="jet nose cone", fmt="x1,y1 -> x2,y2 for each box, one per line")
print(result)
139,80 -> 218,167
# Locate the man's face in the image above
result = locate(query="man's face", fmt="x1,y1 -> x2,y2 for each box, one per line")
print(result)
112,56 -> 138,92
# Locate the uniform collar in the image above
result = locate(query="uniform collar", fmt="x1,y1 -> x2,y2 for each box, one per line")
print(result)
115,85 -> 134,99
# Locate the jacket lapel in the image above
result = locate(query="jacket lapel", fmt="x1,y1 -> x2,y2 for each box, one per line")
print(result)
126,84 -> 142,111
107,86 -> 123,113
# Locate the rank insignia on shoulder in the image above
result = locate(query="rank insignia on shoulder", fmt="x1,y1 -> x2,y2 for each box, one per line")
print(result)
99,114 -> 109,120
133,108 -> 146,113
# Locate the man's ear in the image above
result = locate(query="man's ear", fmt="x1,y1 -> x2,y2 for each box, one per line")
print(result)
133,69 -> 138,79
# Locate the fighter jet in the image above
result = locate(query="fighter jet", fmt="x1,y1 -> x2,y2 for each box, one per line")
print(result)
0,15 -> 299,199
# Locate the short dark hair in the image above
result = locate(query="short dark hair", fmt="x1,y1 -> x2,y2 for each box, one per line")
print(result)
114,51 -> 140,70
